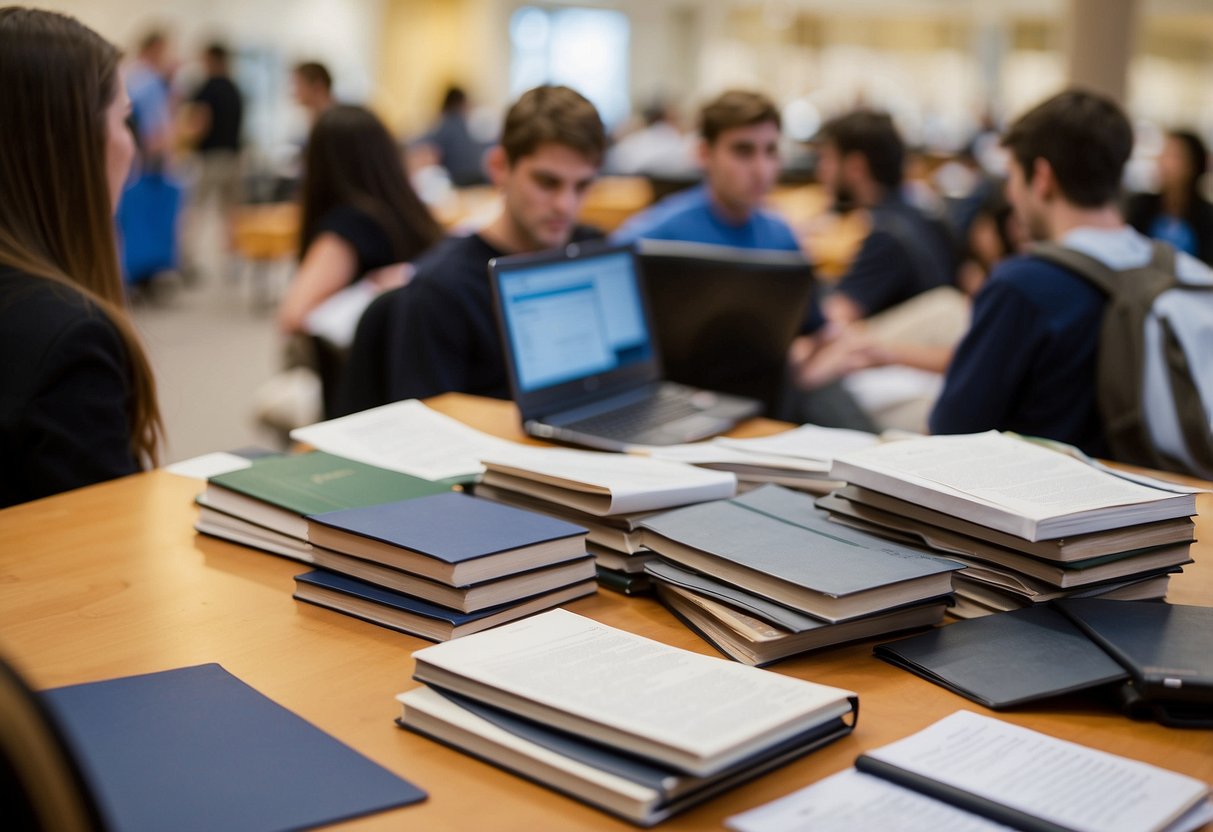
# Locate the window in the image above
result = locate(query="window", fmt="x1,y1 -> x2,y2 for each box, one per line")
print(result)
510,6 -> 630,128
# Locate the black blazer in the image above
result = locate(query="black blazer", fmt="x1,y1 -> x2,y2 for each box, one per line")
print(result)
0,270 -> 139,508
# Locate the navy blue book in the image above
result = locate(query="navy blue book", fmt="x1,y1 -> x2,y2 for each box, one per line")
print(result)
307,492 -> 587,586
39,664 -> 425,832
294,570 -> 596,642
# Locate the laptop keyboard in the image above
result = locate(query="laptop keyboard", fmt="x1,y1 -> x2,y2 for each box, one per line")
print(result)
562,392 -> 704,441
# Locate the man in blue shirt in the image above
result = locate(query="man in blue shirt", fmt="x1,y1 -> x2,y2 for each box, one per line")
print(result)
613,90 -> 800,252
930,90 -> 1212,457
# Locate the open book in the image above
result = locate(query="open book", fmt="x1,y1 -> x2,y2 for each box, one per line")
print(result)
829,432 -> 1197,541
727,711 -> 1212,832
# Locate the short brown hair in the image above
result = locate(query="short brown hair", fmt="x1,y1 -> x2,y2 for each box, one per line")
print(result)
817,109 -> 905,190
500,85 -> 606,166
1002,90 -> 1132,208
699,90 -> 781,145
293,61 -> 332,92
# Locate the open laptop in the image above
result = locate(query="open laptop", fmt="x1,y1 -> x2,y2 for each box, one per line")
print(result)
488,242 -> 761,451
637,239 -> 817,415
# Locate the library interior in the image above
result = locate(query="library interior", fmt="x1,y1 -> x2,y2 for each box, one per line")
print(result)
1,0 -> 1212,830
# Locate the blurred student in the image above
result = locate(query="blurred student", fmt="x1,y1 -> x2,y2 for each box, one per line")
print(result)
813,110 -> 955,327
124,28 -> 175,169
1126,129 -> 1213,266
0,8 -> 163,507
930,90 -> 1213,457
292,61 -> 334,126
614,90 -> 799,251
607,98 -> 694,177
415,85 -> 490,187
341,85 -> 606,411
185,43 -> 244,220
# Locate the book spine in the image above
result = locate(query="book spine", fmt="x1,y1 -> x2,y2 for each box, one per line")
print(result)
853,755 -> 1074,832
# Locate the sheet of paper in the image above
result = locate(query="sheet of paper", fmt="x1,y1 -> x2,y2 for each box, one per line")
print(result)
302,278 -> 384,349
413,609 -> 851,761
481,446 -> 736,514
835,432 -> 1180,520
726,768 -> 1013,832
864,710 -> 1211,832
645,443 -> 830,473
164,452 -> 253,480
716,424 -> 879,462
290,400 -> 522,481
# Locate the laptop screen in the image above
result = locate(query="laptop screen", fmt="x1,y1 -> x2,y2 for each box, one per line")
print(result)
495,249 -> 653,393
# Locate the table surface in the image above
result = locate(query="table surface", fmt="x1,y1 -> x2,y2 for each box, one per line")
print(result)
1,393 -> 1209,831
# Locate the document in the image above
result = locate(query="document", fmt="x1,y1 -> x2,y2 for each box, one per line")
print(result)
716,423 -> 879,461
859,710 -> 1211,832
727,768 -> 1013,832
481,446 -> 736,515
291,400 -> 523,481
164,451 -> 252,479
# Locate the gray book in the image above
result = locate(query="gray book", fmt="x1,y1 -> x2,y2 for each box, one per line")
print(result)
640,485 -> 963,622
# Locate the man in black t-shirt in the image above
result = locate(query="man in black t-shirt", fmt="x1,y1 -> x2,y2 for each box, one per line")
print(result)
350,86 -> 607,408
187,43 -> 244,217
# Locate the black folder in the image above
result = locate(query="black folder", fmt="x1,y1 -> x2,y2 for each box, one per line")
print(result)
1056,598 -> 1213,727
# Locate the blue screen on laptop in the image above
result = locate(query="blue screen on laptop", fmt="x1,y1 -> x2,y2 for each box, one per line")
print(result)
498,251 -> 652,392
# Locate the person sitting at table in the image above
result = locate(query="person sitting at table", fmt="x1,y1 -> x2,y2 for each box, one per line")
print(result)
0,7 -> 163,508
338,85 -> 607,412
276,105 -> 443,417
612,89 -> 801,252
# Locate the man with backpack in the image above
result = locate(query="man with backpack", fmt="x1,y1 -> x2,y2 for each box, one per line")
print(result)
930,90 -> 1213,477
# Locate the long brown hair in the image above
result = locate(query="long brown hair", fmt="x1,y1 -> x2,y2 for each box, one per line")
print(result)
0,7 -> 162,465
298,105 -> 443,263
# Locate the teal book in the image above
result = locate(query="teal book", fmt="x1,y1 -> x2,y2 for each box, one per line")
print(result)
203,452 -> 451,540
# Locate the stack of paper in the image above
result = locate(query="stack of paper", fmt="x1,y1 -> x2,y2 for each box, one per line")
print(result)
727,711 -> 1212,832
295,492 -> 596,641
823,432 -> 1199,617
640,485 -> 962,665
195,451 -> 453,561
472,445 -> 737,595
398,609 -> 858,825
648,424 -> 879,494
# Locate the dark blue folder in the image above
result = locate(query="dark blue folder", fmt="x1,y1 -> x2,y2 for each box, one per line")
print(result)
40,663 -> 426,832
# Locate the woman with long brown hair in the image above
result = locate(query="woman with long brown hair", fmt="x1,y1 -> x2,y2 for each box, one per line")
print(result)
276,104 -> 443,335
0,7 -> 163,507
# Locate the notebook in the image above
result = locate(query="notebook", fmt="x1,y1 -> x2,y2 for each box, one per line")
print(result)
637,239 -> 815,413
488,242 -> 761,451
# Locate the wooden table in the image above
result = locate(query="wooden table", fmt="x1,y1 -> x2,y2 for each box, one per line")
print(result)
1,393 -> 1209,831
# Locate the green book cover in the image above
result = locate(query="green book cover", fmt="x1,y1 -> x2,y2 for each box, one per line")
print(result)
208,452 -> 452,516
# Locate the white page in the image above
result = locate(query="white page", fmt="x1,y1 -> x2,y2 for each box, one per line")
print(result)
646,443 -> 831,473
864,710 -> 1211,832
290,400 -> 523,481
164,452 -> 252,480
413,609 -> 851,761
833,432 -> 1180,520
481,446 -> 736,514
726,768 -> 1013,832
301,278 -> 383,349
717,424 -> 879,462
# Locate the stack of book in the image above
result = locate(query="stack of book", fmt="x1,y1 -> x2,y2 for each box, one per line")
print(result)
471,445 -> 737,595
824,432 -> 1199,618
294,492 -> 596,640
640,485 -> 963,665
649,423 -> 879,494
195,451 -> 453,562
397,609 -> 858,826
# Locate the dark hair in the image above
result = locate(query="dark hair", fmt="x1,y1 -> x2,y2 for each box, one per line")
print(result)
699,90 -> 780,145
138,29 -> 165,54
1002,90 -> 1132,208
294,61 -> 332,92
204,42 -> 229,64
1167,129 -> 1209,198
500,85 -> 606,166
440,86 -> 467,114
818,109 -> 905,190
299,105 -> 443,264
0,7 -> 162,465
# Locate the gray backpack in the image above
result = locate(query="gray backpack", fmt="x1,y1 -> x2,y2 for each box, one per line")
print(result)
1032,241 -> 1213,478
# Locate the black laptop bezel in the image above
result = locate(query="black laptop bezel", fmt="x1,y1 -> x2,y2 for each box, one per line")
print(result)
488,241 -> 665,423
